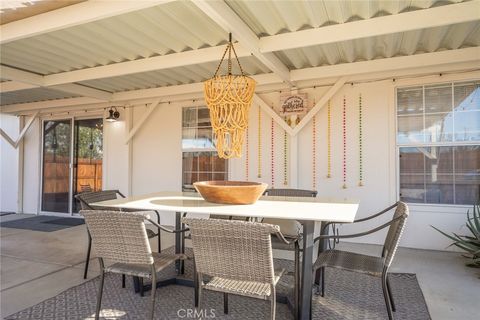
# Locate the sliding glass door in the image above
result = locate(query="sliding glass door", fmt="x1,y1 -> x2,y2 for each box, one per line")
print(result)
41,117 -> 103,214
41,119 -> 72,213
72,119 -> 103,212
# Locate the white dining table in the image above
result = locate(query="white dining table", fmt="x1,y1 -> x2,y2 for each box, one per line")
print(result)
92,191 -> 359,320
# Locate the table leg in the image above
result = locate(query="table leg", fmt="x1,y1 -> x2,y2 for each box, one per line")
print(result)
175,212 -> 182,275
315,221 -> 328,285
299,220 -> 314,320
181,214 -> 186,274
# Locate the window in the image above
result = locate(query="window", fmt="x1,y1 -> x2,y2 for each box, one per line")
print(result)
182,107 -> 228,191
397,81 -> 480,205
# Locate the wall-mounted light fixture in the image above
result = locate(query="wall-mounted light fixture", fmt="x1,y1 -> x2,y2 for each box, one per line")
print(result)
105,107 -> 120,122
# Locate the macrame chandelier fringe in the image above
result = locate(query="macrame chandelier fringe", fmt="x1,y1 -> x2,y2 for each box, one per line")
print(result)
204,33 -> 256,159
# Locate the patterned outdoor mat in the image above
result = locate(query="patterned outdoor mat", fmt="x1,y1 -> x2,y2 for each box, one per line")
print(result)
5,249 -> 430,320
0,215 -> 84,232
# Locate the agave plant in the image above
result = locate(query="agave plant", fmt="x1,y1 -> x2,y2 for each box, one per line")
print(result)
432,204 -> 480,269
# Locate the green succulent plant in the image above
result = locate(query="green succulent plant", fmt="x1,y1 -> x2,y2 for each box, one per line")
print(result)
432,204 -> 480,270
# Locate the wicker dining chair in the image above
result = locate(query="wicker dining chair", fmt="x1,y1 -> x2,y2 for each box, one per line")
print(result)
313,201 -> 409,320
183,217 -> 292,320
75,190 -> 161,280
262,188 -> 317,319
81,210 -> 187,320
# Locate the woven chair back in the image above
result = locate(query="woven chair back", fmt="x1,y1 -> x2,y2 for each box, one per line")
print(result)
75,190 -> 120,210
183,217 -> 278,284
81,210 -> 154,265
382,201 -> 409,267
264,188 -> 317,198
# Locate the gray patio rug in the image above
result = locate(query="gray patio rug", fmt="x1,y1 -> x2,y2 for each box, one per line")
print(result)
0,215 -> 84,232
5,248 -> 430,320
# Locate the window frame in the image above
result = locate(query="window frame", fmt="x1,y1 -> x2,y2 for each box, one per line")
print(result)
181,106 -> 229,191
395,80 -> 480,208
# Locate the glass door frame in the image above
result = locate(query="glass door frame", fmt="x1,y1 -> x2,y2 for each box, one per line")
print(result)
39,114 -> 104,216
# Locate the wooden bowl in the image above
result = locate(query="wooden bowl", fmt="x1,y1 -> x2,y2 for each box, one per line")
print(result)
193,181 -> 268,205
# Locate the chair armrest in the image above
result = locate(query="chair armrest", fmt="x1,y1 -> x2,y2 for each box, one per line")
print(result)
273,230 -> 296,245
320,202 -> 399,234
314,214 -> 405,242
146,218 -> 189,234
353,202 -> 398,223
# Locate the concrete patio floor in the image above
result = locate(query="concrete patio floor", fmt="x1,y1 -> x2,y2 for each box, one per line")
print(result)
1,214 -> 478,320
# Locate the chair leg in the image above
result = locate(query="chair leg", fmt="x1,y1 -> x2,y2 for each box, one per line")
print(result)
155,211 -> 161,253
270,285 -> 276,320
194,259 -> 199,307
223,293 -> 228,314
139,277 -> 144,297
382,272 -> 394,320
148,265 -> 157,320
294,241 -> 300,320
321,267 -> 325,297
197,273 -> 203,309
122,274 -> 126,288
83,232 -> 92,279
95,258 -> 105,320
386,275 -> 396,312
181,220 -> 186,274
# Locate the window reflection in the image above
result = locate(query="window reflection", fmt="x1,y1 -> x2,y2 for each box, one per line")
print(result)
182,107 -> 228,191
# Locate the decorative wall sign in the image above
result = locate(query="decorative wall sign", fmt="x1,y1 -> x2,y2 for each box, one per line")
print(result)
280,92 -> 308,128
257,107 -> 262,178
342,96 -> 347,189
358,94 -> 364,186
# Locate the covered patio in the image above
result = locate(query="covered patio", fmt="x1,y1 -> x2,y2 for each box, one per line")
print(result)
1,1 -> 479,319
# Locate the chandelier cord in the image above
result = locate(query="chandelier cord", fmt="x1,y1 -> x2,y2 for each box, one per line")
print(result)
212,33 -> 245,77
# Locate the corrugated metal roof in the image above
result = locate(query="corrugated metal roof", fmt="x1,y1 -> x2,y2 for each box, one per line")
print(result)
0,1 -> 227,75
78,56 -> 270,92
225,0 -> 466,36
274,21 -> 480,69
0,0 -> 478,107
0,87 -> 80,105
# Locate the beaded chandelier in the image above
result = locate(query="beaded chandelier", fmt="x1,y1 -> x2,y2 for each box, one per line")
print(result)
204,34 -> 256,159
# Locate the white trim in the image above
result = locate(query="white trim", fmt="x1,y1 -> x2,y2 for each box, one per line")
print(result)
0,81 -> 37,93
292,76 -> 348,136
0,66 -> 112,101
124,99 -> 161,144
17,116 -> 25,214
2,53 -> 478,115
44,44 -> 251,86
0,111 -> 40,148
192,0 -> 291,84
260,1 -> 480,53
253,94 -> 293,135
0,0 -> 175,44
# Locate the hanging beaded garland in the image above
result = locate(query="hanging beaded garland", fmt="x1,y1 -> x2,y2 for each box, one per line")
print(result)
327,99 -> 332,178
312,113 -> 317,190
271,116 -> 275,188
257,107 -> 262,178
283,128 -> 288,186
358,93 -> 364,186
245,127 -> 249,181
342,96 -> 347,189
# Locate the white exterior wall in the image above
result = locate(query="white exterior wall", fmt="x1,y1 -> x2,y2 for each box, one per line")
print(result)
1,71 -> 477,251
0,114 -> 19,212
